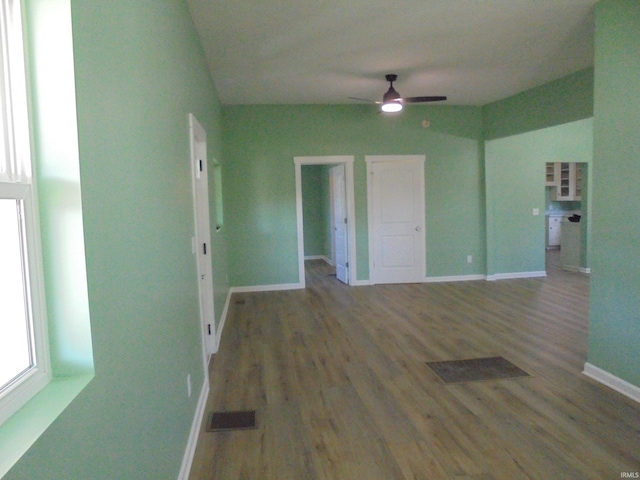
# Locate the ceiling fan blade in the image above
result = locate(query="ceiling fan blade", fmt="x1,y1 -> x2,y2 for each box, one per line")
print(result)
349,96 -> 377,103
403,96 -> 447,103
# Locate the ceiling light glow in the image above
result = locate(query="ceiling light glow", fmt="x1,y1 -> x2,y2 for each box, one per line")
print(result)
381,102 -> 403,113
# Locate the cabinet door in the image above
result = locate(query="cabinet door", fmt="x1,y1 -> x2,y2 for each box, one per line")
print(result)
558,163 -> 571,198
573,163 -> 582,200
545,162 -> 559,186
547,216 -> 562,246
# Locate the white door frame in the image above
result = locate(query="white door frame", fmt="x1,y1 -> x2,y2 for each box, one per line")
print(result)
294,156 -> 356,288
366,155 -> 426,284
189,114 -> 216,360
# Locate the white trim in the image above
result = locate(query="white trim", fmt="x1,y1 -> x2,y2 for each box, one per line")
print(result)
230,283 -> 304,294
583,363 -> 640,405
424,274 -> 486,283
0,186 -> 52,422
213,288 -> 233,353
486,271 -> 547,281
188,113 -> 217,358
304,255 -> 333,265
579,267 -> 591,274
351,275 -> 486,286
294,156 -> 357,287
0,0 -> 52,427
177,378 -> 210,480
562,265 -> 580,273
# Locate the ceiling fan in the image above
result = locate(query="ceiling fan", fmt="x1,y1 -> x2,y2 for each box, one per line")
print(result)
350,74 -> 446,112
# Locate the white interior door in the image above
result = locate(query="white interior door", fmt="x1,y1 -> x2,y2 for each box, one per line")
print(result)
367,155 -> 426,284
190,114 -> 216,356
331,164 -> 349,284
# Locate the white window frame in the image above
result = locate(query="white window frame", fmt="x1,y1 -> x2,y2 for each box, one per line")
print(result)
0,0 -> 51,426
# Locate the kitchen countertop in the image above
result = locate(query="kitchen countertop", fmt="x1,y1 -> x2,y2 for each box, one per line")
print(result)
545,211 -> 582,217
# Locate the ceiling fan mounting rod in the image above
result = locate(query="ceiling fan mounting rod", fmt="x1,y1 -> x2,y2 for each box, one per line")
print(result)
382,73 -> 402,108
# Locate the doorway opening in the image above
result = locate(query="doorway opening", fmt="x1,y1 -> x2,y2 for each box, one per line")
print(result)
294,156 -> 356,288
544,162 -> 589,276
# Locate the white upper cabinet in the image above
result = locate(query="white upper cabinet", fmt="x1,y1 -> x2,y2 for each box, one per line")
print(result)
545,162 -> 560,187
548,162 -> 582,201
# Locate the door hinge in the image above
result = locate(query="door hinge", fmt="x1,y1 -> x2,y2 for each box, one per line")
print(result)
345,261 -> 349,268
203,243 -> 207,255
344,218 -> 347,224
199,159 -> 203,172
207,324 -> 211,335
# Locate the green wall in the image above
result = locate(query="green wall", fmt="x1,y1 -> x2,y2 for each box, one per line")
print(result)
484,119 -> 593,276
483,68 -> 594,140
588,0 -> 640,387
222,104 -> 486,285
5,1 -> 227,478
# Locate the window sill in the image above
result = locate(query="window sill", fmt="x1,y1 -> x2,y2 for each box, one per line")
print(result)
0,374 -> 94,477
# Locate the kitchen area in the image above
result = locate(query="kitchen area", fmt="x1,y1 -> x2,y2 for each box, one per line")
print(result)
545,162 -> 588,273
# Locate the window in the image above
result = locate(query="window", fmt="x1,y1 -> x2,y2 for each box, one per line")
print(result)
0,0 -> 51,425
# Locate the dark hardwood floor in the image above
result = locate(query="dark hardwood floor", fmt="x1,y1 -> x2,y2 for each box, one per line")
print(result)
189,252 -> 640,479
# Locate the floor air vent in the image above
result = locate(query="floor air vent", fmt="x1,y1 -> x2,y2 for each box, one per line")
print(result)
426,356 -> 530,384
206,410 -> 256,432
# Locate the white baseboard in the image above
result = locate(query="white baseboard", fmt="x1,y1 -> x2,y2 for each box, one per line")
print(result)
424,274 -> 486,283
563,265 -> 580,273
214,288 -> 234,353
178,379 -> 210,480
579,267 -> 591,274
304,255 -> 334,266
583,362 -> 640,405
486,271 -> 547,281
351,279 -> 371,286
230,283 -> 304,293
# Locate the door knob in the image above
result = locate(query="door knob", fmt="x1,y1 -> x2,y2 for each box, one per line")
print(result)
415,226 -> 421,232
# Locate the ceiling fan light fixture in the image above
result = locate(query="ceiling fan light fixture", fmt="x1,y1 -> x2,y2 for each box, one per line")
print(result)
350,73 -> 443,113
381,101 -> 403,113
381,77 -> 403,112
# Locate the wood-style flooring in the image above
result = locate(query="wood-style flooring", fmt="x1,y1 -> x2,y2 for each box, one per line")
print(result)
189,251 -> 640,479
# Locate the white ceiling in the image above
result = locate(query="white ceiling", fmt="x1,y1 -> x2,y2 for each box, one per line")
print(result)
185,0 -> 597,107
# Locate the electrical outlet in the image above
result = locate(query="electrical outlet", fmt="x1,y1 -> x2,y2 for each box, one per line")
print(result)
467,255 -> 473,264
187,374 -> 192,398
532,208 -> 540,216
